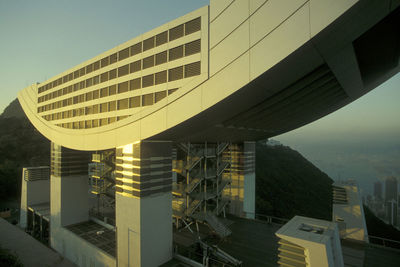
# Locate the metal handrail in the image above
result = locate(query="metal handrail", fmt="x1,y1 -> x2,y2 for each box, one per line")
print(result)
368,235 -> 400,249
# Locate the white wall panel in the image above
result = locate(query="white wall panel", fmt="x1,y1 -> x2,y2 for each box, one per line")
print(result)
210,20 -> 250,76
250,0 -> 307,47
310,0 -> 358,37
210,0 -> 249,48
203,51 -> 250,108
210,0 -> 234,21
250,3 -> 310,80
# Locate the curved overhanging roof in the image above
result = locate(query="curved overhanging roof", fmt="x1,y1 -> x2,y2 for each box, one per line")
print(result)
18,0 -> 400,150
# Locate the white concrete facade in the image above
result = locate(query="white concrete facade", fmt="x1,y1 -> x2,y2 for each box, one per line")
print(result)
20,167 -> 50,228
115,141 -> 173,267
333,180 -> 369,243
276,215 -> 344,267
18,0 -> 399,150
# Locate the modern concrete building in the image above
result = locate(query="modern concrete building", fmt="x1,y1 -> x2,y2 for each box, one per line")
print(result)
17,0 -> 400,266
374,181 -> 383,200
332,180 -> 369,243
385,176 -> 398,226
276,216 -> 344,267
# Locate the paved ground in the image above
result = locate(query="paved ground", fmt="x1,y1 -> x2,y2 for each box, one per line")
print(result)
173,215 -> 281,267
0,218 -> 76,267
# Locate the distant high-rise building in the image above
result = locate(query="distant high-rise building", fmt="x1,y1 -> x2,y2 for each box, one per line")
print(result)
385,176 -> 398,202
374,181 -> 383,200
386,199 -> 398,226
385,177 -> 398,226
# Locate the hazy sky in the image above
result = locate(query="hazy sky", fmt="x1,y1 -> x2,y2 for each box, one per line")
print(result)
1,1 -> 399,193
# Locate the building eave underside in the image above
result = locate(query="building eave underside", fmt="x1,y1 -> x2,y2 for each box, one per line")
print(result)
150,2 -> 400,143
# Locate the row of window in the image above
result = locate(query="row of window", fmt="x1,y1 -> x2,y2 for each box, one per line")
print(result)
37,17 -> 201,94
37,61 -> 200,113
57,116 -> 129,129
44,88 -> 178,123
38,39 -> 201,104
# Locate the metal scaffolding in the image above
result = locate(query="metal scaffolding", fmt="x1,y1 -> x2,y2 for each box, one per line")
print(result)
172,142 -> 232,237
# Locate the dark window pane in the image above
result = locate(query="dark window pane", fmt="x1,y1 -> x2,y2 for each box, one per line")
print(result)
118,47 -> 130,61
185,17 -> 201,35
93,75 -> 100,85
142,55 -> 155,69
129,96 -> 141,108
93,60 -> 100,71
168,88 -> 178,95
100,87 -> 108,98
101,57 -> 109,67
118,81 -> 129,93
168,66 -> 183,81
86,64 -> 93,74
130,60 -> 141,73
155,51 -> 167,65
130,42 -> 142,56
184,61 -> 201,78
101,72 -> 109,83
142,93 -> 153,106
74,70 -> 80,79
109,53 -> 118,64
100,103 -> 108,113
86,91 -> 93,101
118,64 -> 129,77
86,78 -> 93,87
142,74 -> 154,87
143,37 -> 155,51
109,69 -> 117,80
118,98 -> 129,110
155,71 -> 167,85
155,91 -> 167,103
93,90 -> 99,99
185,39 -> 201,56
169,24 -> 184,41
109,101 -> 116,111
169,45 -> 184,61
79,67 -> 85,77
130,78 -> 141,90
109,85 -> 117,95
156,31 -> 168,46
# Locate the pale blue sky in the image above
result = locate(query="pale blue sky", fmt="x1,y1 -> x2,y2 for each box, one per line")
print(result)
1,0 -> 399,192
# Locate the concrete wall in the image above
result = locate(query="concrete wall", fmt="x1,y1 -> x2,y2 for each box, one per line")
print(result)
20,170 -> 50,228
54,227 -> 115,267
116,141 -> 172,267
116,193 -> 172,267
243,142 -> 255,219
333,182 -> 369,242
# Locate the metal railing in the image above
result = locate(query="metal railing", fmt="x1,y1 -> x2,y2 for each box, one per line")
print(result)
368,235 -> 400,250
242,212 -> 290,226
174,243 -> 239,267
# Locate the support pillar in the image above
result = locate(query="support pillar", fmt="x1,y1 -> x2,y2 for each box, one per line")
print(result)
243,142 -> 256,219
116,141 -> 172,267
49,143 -> 91,253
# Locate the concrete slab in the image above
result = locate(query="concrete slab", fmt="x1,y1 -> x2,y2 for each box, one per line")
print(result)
0,218 -> 76,267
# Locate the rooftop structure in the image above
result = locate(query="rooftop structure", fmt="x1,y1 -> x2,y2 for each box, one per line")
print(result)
16,0 -> 400,266
333,180 -> 369,243
275,216 -> 344,267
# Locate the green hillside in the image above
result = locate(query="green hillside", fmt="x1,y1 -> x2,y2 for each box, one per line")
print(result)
0,99 -> 49,200
255,142 -> 333,221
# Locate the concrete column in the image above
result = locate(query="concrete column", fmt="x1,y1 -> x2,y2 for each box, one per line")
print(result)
19,167 -> 50,228
49,143 -> 91,253
116,141 -> 172,267
243,142 -> 256,219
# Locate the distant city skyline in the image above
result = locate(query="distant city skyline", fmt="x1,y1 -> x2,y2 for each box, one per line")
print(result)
276,72 -> 400,195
